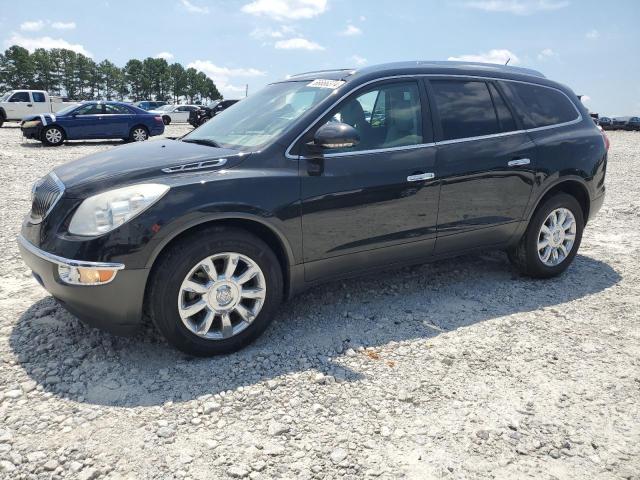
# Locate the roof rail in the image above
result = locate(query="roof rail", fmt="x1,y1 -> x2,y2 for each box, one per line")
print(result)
288,68 -> 355,78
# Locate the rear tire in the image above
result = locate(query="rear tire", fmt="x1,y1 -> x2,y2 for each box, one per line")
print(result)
508,193 -> 584,278
129,126 -> 149,142
41,126 -> 65,146
198,116 -> 210,126
148,227 -> 283,356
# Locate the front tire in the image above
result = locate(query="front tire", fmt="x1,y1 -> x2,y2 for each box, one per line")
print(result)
41,126 -> 65,146
508,193 -> 584,278
162,116 -> 171,125
148,227 -> 283,356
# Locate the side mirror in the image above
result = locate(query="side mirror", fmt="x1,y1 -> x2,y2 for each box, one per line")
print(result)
313,122 -> 360,149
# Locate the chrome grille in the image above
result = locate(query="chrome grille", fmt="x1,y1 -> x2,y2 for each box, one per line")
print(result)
30,172 -> 64,224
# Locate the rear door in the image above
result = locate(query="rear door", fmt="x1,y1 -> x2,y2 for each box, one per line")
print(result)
173,106 -> 191,123
298,79 -> 439,282
102,103 -> 134,138
427,78 -> 536,254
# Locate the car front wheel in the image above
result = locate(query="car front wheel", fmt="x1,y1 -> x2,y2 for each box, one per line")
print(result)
162,116 -> 171,125
41,126 -> 65,146
148,227 -> 283,356
508,192 -> 584,278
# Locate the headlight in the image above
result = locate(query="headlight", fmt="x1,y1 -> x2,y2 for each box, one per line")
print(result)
22,120 -> 42,128
68,184 -> 169,236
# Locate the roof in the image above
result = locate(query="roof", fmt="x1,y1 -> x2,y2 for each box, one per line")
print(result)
282,61 -> 546,83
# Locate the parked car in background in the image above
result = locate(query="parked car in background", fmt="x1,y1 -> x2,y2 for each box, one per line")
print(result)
611,117 -> 629,130
134,100 -> 168,111
17,61 -> 608,356
21,101 -> 164,146
149,104 -> 200,125
598,116 -> 613,130
189,99 -> 240,127
0,90 -> 78,127
624,116 -> 640,131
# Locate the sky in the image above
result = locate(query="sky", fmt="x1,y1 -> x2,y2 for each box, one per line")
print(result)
1,0 -> 638,116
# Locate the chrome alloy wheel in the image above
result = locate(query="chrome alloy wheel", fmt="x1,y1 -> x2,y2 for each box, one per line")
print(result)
132,128 -> 148,141
537,207 -> 577,267
45,128 -> 63,144
178,252 -> 267,339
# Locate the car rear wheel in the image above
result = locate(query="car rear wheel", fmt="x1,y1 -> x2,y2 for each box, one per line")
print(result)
162,116 -> 171,125
41,126 -> 65,146
198,116 -> 210,126
130,126 -> 149,142
148,227 -> 283,356
508,193 -> 584,278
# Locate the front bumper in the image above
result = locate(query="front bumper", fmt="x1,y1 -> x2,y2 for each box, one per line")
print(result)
21,125 -> 43,140
17,235 -> 149,336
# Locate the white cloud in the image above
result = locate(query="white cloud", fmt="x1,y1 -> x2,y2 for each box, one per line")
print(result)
350,55 -> 367,66
180,0 -> 209,14
155,51 -> 175,60
51,21 -> 76,30
188,60 -> 266,96
537,48 -> 557,60
5,33 -> 92,57
241,0 -> 327,21
274,37 -> 324,50
448,48 -> 519,65
250,26 -> 295,39
586,29 -> 600,39
340,24 -> 362,36
462,0 -> 569,15
20,20 -> 45,32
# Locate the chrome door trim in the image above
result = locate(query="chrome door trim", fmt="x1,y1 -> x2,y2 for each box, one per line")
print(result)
285,73 -> 583,160
407,172 -> 435,182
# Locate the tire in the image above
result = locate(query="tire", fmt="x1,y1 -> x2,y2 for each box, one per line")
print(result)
41,125 -> 65,146
129,126 -> 149,142
162,116 -> 171,125
148,227 -> 283,356
508,193 -> 584,278
0,118 -> 4,128
198,116 -> 210,126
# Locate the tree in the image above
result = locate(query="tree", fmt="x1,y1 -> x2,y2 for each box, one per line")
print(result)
99,60 -> 119,100
2,46 -> 33,88
169,63 -> 186,103
124,59 -> 144,101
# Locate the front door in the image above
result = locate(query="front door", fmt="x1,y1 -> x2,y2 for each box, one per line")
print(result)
5,91 -> 33,120
65,103 -> 104,139
426,78 -> 536,254
298,80 -> 439,282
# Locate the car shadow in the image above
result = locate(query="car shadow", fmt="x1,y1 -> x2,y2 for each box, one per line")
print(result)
9,251 -> 620,407
20,140 -> 126,148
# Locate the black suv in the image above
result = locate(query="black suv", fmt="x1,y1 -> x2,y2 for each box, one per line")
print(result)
18,61 -> 608,356
188,99 -> 239,127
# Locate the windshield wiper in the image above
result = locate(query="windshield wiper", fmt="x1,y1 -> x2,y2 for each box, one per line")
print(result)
182,138 -> 221,148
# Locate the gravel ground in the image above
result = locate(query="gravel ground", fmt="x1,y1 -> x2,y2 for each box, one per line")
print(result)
0,124 -> 638,480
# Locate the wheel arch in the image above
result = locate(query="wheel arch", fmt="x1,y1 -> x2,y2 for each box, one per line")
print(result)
529,178 -> 591,223
0,107 -> 6,120
144,214 -> 295,299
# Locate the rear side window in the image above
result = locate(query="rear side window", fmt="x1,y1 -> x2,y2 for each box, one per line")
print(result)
32,92 -> 46,102
104,104 -> 131,114
488,83 -> 517,132
500,82 -> 579,129
431,80 -> 502,140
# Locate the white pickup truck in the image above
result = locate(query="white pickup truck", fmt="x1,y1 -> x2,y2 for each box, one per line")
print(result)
0,90 -> 78,127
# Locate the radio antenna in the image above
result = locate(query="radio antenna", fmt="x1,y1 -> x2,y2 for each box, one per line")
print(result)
505,57 -> 511,66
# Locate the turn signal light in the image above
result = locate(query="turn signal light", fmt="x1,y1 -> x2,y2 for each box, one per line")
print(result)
58,265 -> 117,285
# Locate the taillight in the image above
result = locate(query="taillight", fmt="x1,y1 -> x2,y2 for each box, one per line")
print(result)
154,116 -> 163,122
597,125 -> 610,151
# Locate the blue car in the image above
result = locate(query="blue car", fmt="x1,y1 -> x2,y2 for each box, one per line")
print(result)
20,101 -> 165,146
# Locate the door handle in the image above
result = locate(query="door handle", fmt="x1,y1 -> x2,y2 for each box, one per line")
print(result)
407,172 -> 435,182
508,158 -> 531,167
27,104 -> 33,107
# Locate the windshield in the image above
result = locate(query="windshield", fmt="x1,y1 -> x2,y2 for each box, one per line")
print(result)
183,81 -> 337,151
1,91 -> 15,102
56,104 -> 81,116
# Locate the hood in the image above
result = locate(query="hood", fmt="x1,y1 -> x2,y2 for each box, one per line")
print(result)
54,140 -> 247,196
22,112 -> 63,124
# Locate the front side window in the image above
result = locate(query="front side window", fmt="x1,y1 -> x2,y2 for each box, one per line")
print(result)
431,80 -> 501,141
104,104 -> 130,114
500,82 -> 579,129
74,104 -> 103,115
32,92 -> 46,102
9,92 -> 30,102
318,81 -> 423,152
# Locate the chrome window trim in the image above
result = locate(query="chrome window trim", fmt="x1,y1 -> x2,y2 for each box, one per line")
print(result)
285,73 -> 583,159
17,235 -> 125,270
30,171 -> 65,225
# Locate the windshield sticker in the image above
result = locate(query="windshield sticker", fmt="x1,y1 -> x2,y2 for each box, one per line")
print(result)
307,79 -> 346,89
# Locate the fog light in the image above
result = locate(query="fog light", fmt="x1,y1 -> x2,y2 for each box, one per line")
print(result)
58,265 -> 117,285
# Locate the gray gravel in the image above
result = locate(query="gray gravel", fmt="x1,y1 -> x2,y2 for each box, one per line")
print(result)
0,125 -> 638,479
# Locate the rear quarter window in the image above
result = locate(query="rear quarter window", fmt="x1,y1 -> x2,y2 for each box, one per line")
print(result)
500,82 -> 579,129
